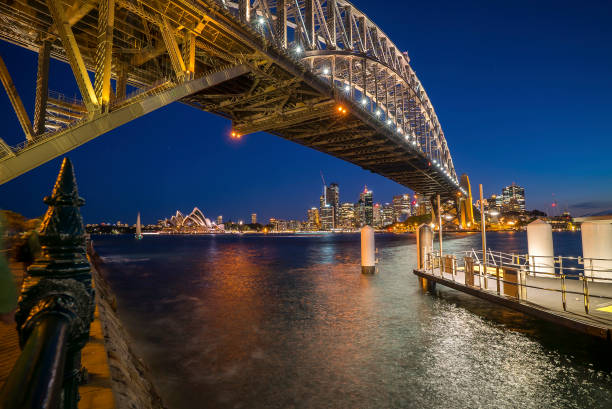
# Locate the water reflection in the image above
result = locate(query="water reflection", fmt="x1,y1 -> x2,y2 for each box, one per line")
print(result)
93,232 -> 612,409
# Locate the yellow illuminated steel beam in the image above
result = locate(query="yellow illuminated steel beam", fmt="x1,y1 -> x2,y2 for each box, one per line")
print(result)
0,64 -> 250,184
0,55 -> 34,141
33,41 -> 51,136
160,18 -> 186,79
94,0 -> 115,108
0,138 -> 15,158
46,0 -> 98,112
183,31 -> 196,75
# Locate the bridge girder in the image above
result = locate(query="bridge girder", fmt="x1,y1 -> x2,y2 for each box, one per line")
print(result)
0,0 -> 462,198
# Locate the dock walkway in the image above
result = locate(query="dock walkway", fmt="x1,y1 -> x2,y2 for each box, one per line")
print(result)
414,266 -> 612,341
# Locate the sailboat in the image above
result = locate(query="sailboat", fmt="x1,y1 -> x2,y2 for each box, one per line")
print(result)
135,212 -> 143,240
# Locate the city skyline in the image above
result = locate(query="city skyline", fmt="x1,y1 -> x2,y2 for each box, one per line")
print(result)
0,0 -> 611,222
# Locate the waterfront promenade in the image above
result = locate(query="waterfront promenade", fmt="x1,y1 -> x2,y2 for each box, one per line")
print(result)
414,265 -> 612,340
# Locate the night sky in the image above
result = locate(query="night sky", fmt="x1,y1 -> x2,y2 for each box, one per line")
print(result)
1,0 -> 611,224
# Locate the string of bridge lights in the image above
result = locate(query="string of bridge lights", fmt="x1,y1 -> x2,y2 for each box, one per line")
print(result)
234,15 -> 466,196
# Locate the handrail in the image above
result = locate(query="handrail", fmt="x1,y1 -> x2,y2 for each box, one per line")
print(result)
424,248 -> 612,315
0,315 -> 70,409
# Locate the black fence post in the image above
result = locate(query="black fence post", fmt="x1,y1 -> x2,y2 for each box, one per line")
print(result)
0,158 -> 94,409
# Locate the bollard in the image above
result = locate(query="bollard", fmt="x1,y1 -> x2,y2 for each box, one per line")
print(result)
417,224 -> 435,290
361,225 -> 375,274
527,219 -> 554,277
581,221 -> 612,282
417,224 -> 433,270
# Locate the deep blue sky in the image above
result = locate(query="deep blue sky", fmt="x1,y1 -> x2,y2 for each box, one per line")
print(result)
1,0 -> 611,224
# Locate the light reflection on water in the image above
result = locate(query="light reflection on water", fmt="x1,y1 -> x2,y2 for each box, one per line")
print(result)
94,232 -> 612,409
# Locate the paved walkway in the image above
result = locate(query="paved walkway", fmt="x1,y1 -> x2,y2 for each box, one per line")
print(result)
415,266 -> 612,340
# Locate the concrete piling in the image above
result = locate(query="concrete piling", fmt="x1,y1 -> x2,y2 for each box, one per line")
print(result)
361,225 -> 375,274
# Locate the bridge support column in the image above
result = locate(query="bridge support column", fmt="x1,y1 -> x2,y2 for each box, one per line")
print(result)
361,225 -> 375,274
0,55 -> 34,140
275,0 -> 287,48
33,40 -> 51,136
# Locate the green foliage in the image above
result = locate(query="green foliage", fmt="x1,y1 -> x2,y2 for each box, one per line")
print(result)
401,213 -> 433,226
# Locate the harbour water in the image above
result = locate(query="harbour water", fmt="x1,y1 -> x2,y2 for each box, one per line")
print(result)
93,232 -> 612,408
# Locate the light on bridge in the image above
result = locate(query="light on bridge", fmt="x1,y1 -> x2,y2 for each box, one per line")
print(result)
336,105 -> 347,114
323,67 -> 330,75
257,16 -> 265,25
375,110 -> 381,116
294,45 -> 302,54
230,131 -> 241,139
344,85 -> 350,92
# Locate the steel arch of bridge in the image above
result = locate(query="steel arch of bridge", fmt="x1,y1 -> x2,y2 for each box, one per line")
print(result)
0,0 -> 464,197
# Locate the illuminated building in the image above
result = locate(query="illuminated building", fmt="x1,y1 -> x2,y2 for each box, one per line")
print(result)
360,187 -> 373,226
164,208 -> 218,231
382,203 -> 394,226
326,183 -> 340,228
320,205 -> 334,230
307,208 -> 320,230
414,195 -> 432,216
287,220 -> 301,231
216,215 -> 223,225
373,203 -> 382,228
392,194 -> 412,222
251,213 -> 257,224
502,183 -> 525,212
339,202 -> 356,229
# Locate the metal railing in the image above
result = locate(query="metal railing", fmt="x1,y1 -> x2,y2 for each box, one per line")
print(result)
424,249 -> 612,315
0,158 -> 94,409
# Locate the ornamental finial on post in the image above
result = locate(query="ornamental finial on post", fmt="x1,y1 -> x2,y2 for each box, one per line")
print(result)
16,157 -> 94,349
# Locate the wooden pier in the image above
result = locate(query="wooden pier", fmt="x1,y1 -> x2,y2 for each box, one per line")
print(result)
414,263 -> 612,341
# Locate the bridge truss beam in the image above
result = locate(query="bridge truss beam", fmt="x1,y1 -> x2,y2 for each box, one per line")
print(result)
0,0 -> 463,199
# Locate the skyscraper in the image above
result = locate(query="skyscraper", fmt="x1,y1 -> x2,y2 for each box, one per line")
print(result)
326,183 -> 340,228
360,187 -> 373,226
382,203 -> 395,226
307,208 -> 320,230
251,213 -> 257,224
502,183 -> 525,212
216,215 -> 223,225
373,203 -> 382,228
320,205 -> 334,230
392,194 -> 412,222
339,202 -> 355,229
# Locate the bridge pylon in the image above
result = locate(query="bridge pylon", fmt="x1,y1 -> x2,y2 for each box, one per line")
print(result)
459,174 -> 475,229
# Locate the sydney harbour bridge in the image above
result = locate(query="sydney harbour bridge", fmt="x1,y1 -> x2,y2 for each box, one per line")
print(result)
0,0 -> 468,203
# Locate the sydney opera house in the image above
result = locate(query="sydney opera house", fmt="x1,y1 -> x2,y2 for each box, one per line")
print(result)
162,207 -> 222,232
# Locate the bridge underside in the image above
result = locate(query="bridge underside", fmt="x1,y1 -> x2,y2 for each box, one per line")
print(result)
0,0 -> 461,199
185,74 -> 451,196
